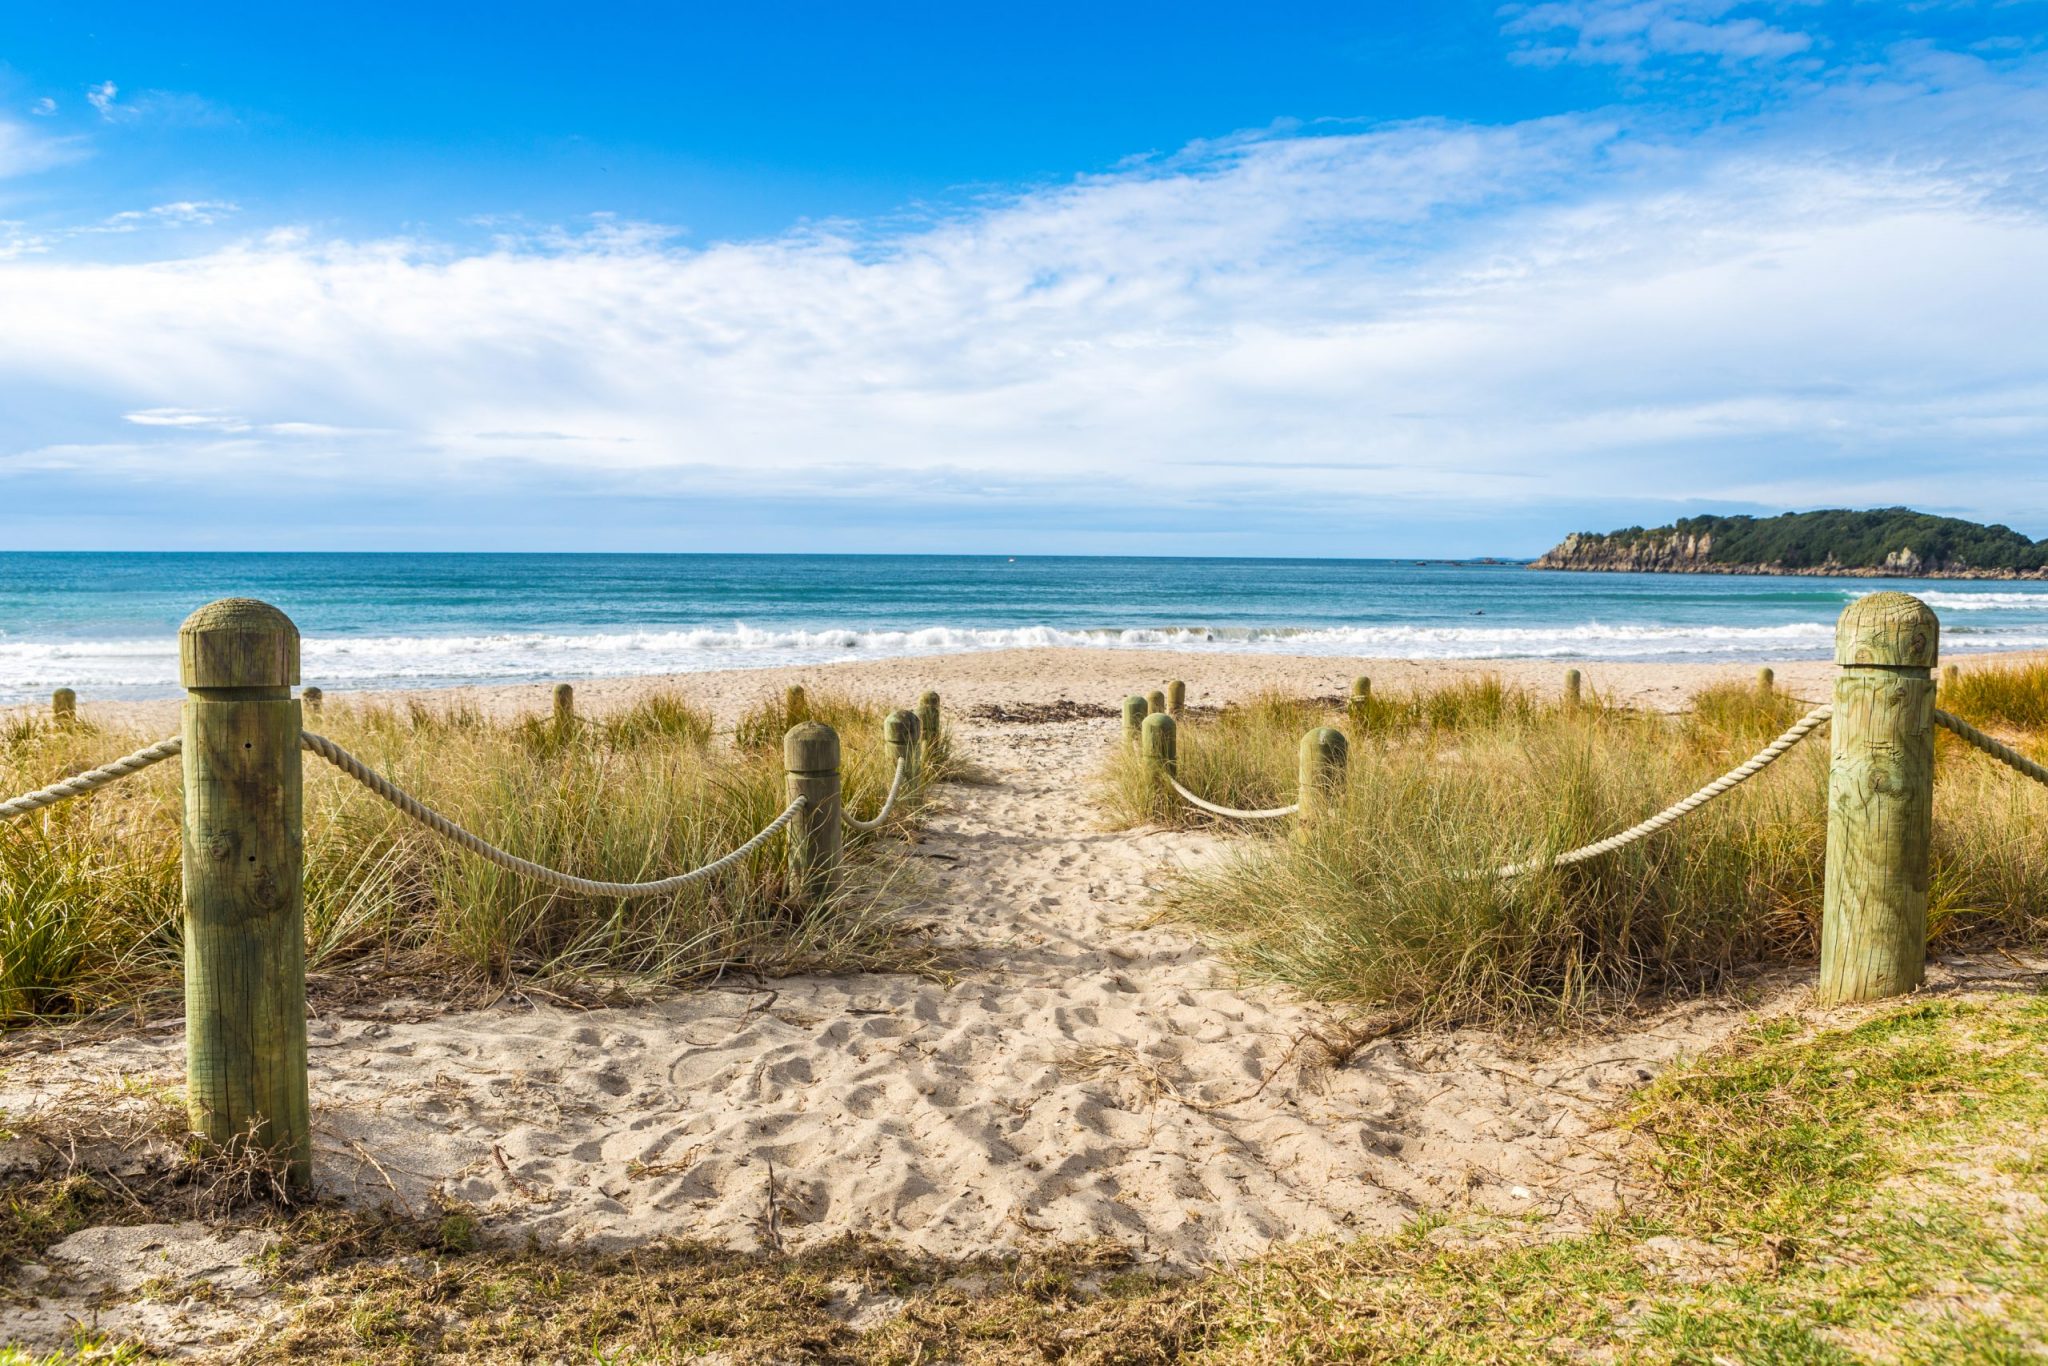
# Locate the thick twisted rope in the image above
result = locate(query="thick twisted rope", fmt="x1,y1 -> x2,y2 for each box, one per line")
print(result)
843,757 -> 910,832
0,736 -> 183,822
300,731 -> 803,897
1934,709 -> 2048,787
1485,704 -> 1834,879
1164,773 -> 1300,821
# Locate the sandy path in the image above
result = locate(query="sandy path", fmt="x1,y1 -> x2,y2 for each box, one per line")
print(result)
4,711 -> 1777,1273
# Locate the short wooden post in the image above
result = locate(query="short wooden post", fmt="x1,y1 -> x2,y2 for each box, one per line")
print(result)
1347,677 -> 1370,731
1122,694 -> 1149,747
301,686 -> 323,719
178,598 -> 310,1191
902,710 -> 924,788
553,683 -> 575,732
51,687 -> 75,725
1564,669 -> 1582,710
917,690 -> 941,747
1141,712 -> 1177,787
1167,680 -> 1186,716
1819,592 -> 1938,1004
1297,726 -> 1348,825
784,722 -> 842,904
885,709 -> 918,795
1148,689 -> 1168,715
1757,667 -> 1774,696
787,684 -> 811,726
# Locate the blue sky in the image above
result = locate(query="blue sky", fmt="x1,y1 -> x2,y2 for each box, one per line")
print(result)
1,1 -> 2045,554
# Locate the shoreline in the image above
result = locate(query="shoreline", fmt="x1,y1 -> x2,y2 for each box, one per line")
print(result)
31,643 -> 2035,732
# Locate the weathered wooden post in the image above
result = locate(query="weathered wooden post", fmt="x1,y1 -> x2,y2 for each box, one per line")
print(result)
917,690 -> 941,747
553,682 -> 575,733
1564,669 -> 1582,710
51,688 -> 75,725
1819,592 -> 1938,1004
1141,711 -> 1177,789
1347,677 -> 1371,731
1757,667 -> 1774,696
786,684 -> 811,726
1122,695 -> 1149,748
784,722 -> 842,903
1148,689 -> 1168,715
884,709 -> 918,798
1297,726 -> 1348,826
1167,680 -> 1186,716
301,686 -> 323,720
178,598 -> 310,1191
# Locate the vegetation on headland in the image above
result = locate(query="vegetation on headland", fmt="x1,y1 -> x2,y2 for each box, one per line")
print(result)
8,990 -> 2044,1361
1102,670 -> 2048,1024
0,689 -> 943,1027
1534,506 -> 2048,577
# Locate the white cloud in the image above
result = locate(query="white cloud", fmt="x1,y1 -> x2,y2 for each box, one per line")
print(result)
95,201 -> 240,232
1502,2 -> 1816,69
5,45 -> 2047,540
85,81 -> 118,119
30,98 -> 56,117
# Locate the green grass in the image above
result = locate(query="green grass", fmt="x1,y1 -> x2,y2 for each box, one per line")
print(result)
0,687 -> 944,1027
1942,656 -> 2048,735
1106,678 -> 2048,1024
21,992 -> 2043,1362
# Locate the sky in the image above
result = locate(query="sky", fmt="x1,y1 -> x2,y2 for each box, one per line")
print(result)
0,1 -> 2045,556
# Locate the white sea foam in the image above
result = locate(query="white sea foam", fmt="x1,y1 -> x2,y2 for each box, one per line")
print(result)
5,617 -> 2047,703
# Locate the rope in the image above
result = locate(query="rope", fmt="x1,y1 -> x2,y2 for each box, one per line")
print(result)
0,736 -> 183,822
1164,773 -> 1300,821
300,731 -> 804,897
1934,709 -> 2048,787
844,757 -> 910,832
1484,704 -> 1834,879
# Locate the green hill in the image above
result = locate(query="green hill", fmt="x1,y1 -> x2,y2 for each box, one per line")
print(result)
1533,508 -> 2048,578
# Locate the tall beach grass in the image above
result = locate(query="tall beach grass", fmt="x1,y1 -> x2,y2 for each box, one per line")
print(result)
1105,674 -> 2048,1023
0,688 -> 937,1026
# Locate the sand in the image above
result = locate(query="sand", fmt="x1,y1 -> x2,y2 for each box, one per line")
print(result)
0,646 -> 2025,1353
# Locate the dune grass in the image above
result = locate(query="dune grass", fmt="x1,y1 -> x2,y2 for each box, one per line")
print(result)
1104,676 -> 2048,1024
0,687 -> 941,1027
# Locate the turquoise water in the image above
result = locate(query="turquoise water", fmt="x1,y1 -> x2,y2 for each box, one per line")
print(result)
4,552 -> 2047,702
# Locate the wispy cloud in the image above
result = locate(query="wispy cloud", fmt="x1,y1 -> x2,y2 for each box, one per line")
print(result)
29,98 -> 56,117
95,201 -> 240,232
85,81 -> 118,119
1501,1 -> 1816,70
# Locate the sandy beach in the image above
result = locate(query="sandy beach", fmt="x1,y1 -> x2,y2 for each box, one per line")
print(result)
3,645 -> 2033,1353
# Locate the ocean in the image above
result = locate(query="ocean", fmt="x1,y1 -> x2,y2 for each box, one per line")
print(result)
5,552 -> 2048,703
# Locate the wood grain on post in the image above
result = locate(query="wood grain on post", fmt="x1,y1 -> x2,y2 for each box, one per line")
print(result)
178,598 -> 310,1190
1166,680 -> 1186,716
1297,726 -> 1348,826
1820,592 -> 1938,1004
1148,689 -> 1167,715
787,685 -> 811,726
885,709 -> 918,798
1564,669 -> 1582,710
300,686 -> 323,719
51,688 -> 75,725
553,683 -> 575,732
917,690 -> 941,747
1141,712 -> 1177,788
1122,695 -> 1149,748
784,721 -> 842,904
1756,667 -> 1774,696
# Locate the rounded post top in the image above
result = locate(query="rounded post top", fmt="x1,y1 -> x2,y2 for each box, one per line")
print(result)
1141,710 -> 1176,739
1301,726 -> 1348,762
179,597 -> 299,689
1837,591 -> 1939,668
784,720 -> 840,772
918,689 -> 939,706
884,709 -> 916,743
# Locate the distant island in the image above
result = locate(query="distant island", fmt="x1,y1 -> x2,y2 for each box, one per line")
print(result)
1532,508 -> 2048,580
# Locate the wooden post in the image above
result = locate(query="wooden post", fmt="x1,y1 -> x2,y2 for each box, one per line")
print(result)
178,598 -> 310,1191
1820,592 -> 1938,1004
553,683 -> 575,732
885,709 -> 918,797
1348,677 -> 1370,731
1564,669 -> 1582,710
1297,726 -> 1348,825
51,688 -> 75,725
917,690 -> 941,747
1167,680 -> 1186,716
1122,695 -> 1149,747
301,686 -> 323,719
1141,711 -> 1177,788
787,684 -> 810,726
784,721 -> 842,904
1148,689 -> 1168,715
1757,667 -> 1774,696
902,710 -> 924,788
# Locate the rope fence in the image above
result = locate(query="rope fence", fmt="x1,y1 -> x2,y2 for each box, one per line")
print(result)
0,735 -> 183,822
